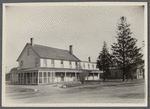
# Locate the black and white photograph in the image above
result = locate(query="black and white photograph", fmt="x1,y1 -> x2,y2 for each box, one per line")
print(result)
2,2 -> 148,107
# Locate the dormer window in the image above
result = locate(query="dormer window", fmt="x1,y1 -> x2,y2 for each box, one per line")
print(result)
27,48 -> 30,55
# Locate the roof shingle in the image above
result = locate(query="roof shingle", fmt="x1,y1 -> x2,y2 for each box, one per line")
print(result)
31,44 -> 80,61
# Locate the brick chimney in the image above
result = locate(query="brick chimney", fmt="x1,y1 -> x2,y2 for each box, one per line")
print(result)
88,57 -> 91,62
69,45 -> 73,54
30,38 -> 34,46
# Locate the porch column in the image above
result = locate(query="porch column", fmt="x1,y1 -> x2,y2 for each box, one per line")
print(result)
30,73 -> 32,84
31,72 -> 34,84
65,72 -> 66,81
98,73 -> 100,80
20,73 -> 21,84
42,72 -> 43,83
26,73 -> 28,84
23,73 -> 24,84
47,72 -> 48,83
93,73 -> 94,80
75,72 -> 77,81
51,72 -> 53,83
31,73 -> 32,84
38,72 -> 39,84
52,72 -> 56,83
29,72 -> 31,84
87,73 -> 88,80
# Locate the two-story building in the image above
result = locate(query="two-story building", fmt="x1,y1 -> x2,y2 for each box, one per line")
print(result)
10,38 -> 103,85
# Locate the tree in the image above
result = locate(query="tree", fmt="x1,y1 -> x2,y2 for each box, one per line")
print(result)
111,16 -> 143,81
97,41 -> 112,81
79,71 -> 89,84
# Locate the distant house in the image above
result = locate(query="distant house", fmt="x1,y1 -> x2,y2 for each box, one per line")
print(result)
109,65 -> 144,80
133,64 -> 145,79
10,38 -> 103,85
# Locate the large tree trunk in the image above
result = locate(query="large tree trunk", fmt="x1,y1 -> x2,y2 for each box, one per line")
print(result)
122,70 -> 125,81
103,71 -> 106,81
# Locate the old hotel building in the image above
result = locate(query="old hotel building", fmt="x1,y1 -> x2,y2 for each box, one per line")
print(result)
10,38 -> 103,85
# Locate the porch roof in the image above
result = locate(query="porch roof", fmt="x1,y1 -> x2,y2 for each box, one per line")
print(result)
17,68 -> 103,73
38,67 -> 82,72
81,69 -> 103,73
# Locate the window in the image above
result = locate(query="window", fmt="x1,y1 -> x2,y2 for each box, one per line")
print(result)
20,61 -> 23,67
43,72 -> 47,83
51,60 -> 54,67
69,61 -> 72,68
21,73 -> 23,83
44,72 -> 47,77
75,62 -> 78,67
35,58 -> 39,67
83,63 -> 85,68
88,64 -> 90,68
61,60 -> 64,68
27,48 -> 30,55
43,59 -> 47,67
39,72 -> 42,83
61,60 -> 63,64
92,64 -> 94,69
70,73 -> 72,78
48,72 -> 50,77
39,72 -> 42,77
52,72 -> 55,83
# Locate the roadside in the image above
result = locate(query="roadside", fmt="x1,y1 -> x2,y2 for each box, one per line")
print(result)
5,79 -> 145,104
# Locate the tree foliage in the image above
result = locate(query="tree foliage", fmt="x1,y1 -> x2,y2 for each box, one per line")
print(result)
111,16 -> 143,81
97,41 -> 112,81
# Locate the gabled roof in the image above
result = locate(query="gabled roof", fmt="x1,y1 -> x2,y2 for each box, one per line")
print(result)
31,44 -> 80,61
17,43 -> 80,62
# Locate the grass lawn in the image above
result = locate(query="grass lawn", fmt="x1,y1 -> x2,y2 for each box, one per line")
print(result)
61,79 -> 144,88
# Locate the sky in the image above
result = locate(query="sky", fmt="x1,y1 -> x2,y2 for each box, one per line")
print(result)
4,3 -> 145,73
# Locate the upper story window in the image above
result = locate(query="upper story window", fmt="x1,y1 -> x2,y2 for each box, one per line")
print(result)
83,63 -> 85,68
43,59 -> 47,67
35,58 -> 39,67
27,48 -> 30,55
88,64 -> 90,68
75,62 -> 78,68
61,60 -> 64,68
20,61 -> 23,68
51,59 -> 54,67
69,61 -> 72,68
92,64 -> 94,69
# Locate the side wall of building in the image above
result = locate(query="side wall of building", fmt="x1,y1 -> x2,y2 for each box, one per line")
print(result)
18,45 -> 40,69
